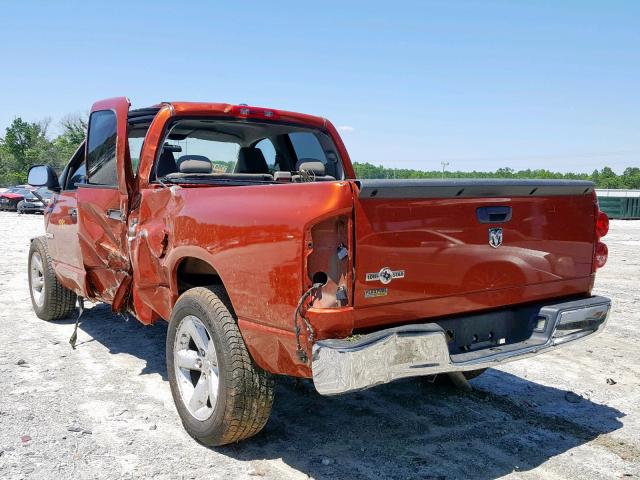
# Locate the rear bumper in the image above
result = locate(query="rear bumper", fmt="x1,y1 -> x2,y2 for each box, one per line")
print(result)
311,295 -> 611,395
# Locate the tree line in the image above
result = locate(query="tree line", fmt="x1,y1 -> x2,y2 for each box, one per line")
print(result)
353,163 -> 640,189
0,116 -> 86,186
1,116 -> 638,189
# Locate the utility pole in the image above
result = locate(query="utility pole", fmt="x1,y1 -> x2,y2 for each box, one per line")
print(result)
441,161 -> 449,179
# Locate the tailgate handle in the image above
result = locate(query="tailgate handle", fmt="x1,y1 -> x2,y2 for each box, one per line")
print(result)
476,206 -> 512,223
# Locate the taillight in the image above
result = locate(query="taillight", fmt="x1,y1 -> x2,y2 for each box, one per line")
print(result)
594,242 -> 608,269
304,215 -> 351,308
593,208 -> 609,270
595,210 -> 609,239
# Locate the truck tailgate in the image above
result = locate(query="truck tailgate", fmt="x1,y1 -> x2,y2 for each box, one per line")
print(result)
353,179 -> 597,317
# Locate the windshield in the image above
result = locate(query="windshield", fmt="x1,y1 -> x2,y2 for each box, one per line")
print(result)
153,119 -> 343,184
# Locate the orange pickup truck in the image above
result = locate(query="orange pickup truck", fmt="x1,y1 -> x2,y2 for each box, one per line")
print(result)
27,97 -> 611,446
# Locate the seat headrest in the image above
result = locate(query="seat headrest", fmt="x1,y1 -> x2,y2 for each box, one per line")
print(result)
177,155 -> 213,174
274,171 -> 292,182
296,158 -> 325,176
235,147 -> 269,174
156,150 -> 178,178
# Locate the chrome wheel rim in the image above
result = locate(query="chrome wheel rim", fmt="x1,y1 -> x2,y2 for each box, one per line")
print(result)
174,315 -> 219,421
30,252 -> 45,307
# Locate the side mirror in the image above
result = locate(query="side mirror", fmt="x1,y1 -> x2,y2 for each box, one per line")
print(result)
27,165 -> 60,191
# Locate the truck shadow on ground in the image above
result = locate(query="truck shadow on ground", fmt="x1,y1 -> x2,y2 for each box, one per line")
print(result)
74,304 -> 625,480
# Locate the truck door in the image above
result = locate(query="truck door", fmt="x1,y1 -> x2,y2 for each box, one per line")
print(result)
76,97 -> 134,308
46,142 -> 88,296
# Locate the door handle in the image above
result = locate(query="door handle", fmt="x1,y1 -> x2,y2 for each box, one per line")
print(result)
106,209 -> 124,221
69,208 -> 77,218
476,206 -> 512,223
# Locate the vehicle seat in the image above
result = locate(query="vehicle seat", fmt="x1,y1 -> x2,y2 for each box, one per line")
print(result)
235,147 -> 270,174
274,171 -> 292,182
177,155 -> 213,174
155,149 -> 178,178
292,159 -> 336,182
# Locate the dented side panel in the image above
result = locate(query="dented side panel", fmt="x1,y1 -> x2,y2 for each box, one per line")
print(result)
76,97 -> 133,308
128,181 -> 354,375
77,187 -> 131,304
47,191 -> 88,296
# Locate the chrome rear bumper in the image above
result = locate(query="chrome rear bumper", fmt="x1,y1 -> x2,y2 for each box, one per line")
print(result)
312,296 -> 611,395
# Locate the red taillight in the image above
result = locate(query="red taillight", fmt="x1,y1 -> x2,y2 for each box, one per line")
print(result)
595,210 -> 609,239
594,241 -> 608,270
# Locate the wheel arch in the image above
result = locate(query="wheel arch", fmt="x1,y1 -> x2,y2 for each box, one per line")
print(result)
175,256 -> 222,292
165,249 -> 285,373
167,247 -> 236,311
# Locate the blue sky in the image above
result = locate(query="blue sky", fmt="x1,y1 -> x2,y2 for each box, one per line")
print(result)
0,1 -> 638,173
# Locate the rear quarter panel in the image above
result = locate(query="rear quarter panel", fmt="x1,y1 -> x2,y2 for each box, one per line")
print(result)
130,181 -> 354,376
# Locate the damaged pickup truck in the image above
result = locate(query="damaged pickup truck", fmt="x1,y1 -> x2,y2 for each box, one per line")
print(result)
27,97 -> 612,446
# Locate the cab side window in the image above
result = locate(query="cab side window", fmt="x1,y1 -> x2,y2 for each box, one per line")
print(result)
288,132 -> 327,164
86,110 -> 118,186
64,142 -> 87,191
288,131 -> 341,178
255,138 -> 277,170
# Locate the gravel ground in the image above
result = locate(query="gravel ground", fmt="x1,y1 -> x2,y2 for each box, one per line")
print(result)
0,212 -> 638,480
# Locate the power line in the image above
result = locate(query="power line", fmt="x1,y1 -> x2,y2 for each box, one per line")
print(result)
441,161 -> 449,178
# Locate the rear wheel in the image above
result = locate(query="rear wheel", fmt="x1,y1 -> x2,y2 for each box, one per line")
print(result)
28,237 -> 77,320
167,286 -> 274,446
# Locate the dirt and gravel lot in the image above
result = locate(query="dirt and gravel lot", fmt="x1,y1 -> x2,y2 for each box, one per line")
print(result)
0,212 -> 638,480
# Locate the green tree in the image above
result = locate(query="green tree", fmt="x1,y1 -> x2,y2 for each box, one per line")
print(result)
352,162 -> 639,188
52,114 -> 87,167
622,167 -> 640,189
0,117 -> 56,185
2,118 -> 48,170
597,166 -> 620,188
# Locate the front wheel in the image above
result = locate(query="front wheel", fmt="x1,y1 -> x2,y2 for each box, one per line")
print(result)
167,286 -> 274,446
28,237 -> 77,320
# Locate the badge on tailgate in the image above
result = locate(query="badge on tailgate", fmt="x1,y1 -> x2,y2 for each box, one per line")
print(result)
488,227 -> 503,248
365,287 -> 388,298
366,267 -> 405,285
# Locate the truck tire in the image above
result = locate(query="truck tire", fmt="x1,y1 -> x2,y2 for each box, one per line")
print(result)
167,286 -> 274,446
28,237 -> 77,321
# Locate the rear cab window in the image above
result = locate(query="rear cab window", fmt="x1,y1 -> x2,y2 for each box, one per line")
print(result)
254,138 -> 277,170
289,132 -> 326,162
151,118 -> 344,184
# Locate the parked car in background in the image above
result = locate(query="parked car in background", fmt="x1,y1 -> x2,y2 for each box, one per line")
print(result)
0,186 -> 34,211
17,187 -> 52,214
